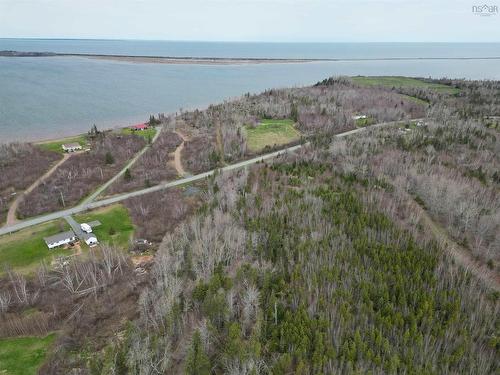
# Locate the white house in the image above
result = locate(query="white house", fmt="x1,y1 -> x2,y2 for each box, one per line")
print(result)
44,231 -> 77,249
352,115 -> 367,120
62,143 -> 82,153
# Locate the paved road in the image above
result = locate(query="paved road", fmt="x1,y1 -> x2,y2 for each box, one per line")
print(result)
81,125 -> 164,205
0,119 -> 417,236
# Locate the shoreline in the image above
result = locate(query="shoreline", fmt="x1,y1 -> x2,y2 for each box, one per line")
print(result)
31,121 -> 155,146
26,102 -> 214,146
2,50 -> 500,65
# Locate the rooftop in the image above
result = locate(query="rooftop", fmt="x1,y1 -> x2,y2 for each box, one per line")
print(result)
62,143 -> 82,149
131,123 -> 149,129
44,230 -> 76,245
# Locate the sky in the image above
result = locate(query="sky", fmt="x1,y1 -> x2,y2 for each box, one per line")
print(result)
0,0 -> 499,42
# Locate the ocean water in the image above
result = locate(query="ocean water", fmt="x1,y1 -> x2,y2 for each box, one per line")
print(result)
1,40 -> 499,143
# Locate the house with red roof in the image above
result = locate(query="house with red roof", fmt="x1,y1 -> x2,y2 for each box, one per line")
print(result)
130,123 -> 149,131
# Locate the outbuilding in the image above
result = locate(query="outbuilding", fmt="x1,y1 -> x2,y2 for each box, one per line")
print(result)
84,233 -> 98,247
44,231 -> 77,249
62,143 -> 82,152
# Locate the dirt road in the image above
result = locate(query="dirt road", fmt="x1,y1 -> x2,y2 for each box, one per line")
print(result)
417,205 -> 499,292
6,153 -> 72,226
173,130 -> 188,177
80,125 -> 163,205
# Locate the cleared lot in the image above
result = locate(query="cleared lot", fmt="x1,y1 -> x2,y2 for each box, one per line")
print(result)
245,119 -> 301,152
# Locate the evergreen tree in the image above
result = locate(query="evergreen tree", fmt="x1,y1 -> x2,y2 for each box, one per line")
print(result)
124,168 -> 132,181
105,152 -> 114,165
185,331 -> 210,375
290,103 -> 299,123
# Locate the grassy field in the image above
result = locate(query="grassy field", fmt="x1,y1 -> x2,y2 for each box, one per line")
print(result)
352,76 -> 460,94
245,119 -> 301,152
75,204 -> 134,248
0,333 -> 56,375
401,94 -> 430,105
121,127 -> 157,141
36,135 -> 88,154
0,220 -> 70,274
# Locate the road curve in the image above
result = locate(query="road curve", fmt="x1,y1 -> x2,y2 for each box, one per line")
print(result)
0,119 -> 415,236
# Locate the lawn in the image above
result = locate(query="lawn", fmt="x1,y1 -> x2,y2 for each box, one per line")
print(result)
121,127 -> 157,141
245,119 -> 301,152
75,204 -> 134,248
0,333 -> 56,375
36,135 -> 88,154
352,76 -> 460,95
0,220 -> 70,274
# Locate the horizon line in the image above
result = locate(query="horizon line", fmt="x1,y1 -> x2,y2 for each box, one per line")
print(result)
1,37 -> 500,44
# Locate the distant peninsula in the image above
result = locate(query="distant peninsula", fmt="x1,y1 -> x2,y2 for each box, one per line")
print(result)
0,50 -> 318,64
2,50 -> 500,65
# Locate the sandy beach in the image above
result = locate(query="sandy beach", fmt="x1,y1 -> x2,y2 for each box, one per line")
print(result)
84,55 -> 317,65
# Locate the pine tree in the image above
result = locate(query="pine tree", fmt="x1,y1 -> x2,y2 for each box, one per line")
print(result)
124,168 -> 132,181
185,331 -> 210,375
105,152 -> 114,165
291,104 -> 299,123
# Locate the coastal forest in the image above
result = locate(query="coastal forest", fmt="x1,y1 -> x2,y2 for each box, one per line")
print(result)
0,76 -> 499,374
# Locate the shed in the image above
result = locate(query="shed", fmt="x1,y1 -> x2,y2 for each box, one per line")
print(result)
84,233 -> 98,247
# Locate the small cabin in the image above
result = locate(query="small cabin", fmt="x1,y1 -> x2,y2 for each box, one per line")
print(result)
44,231 -> 77,249
62,143 -> 82,153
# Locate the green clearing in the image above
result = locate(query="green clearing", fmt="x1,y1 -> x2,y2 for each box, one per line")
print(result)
75,204 -> 134,248
355,117 -> 376,127
121,127 -> 157,141
245,119 -> 301,152
0,333 -> 56,375
401,94 -> 430,105
0,220 -> 70,274
36,135 -> 88,154
352,76 -> 460,94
